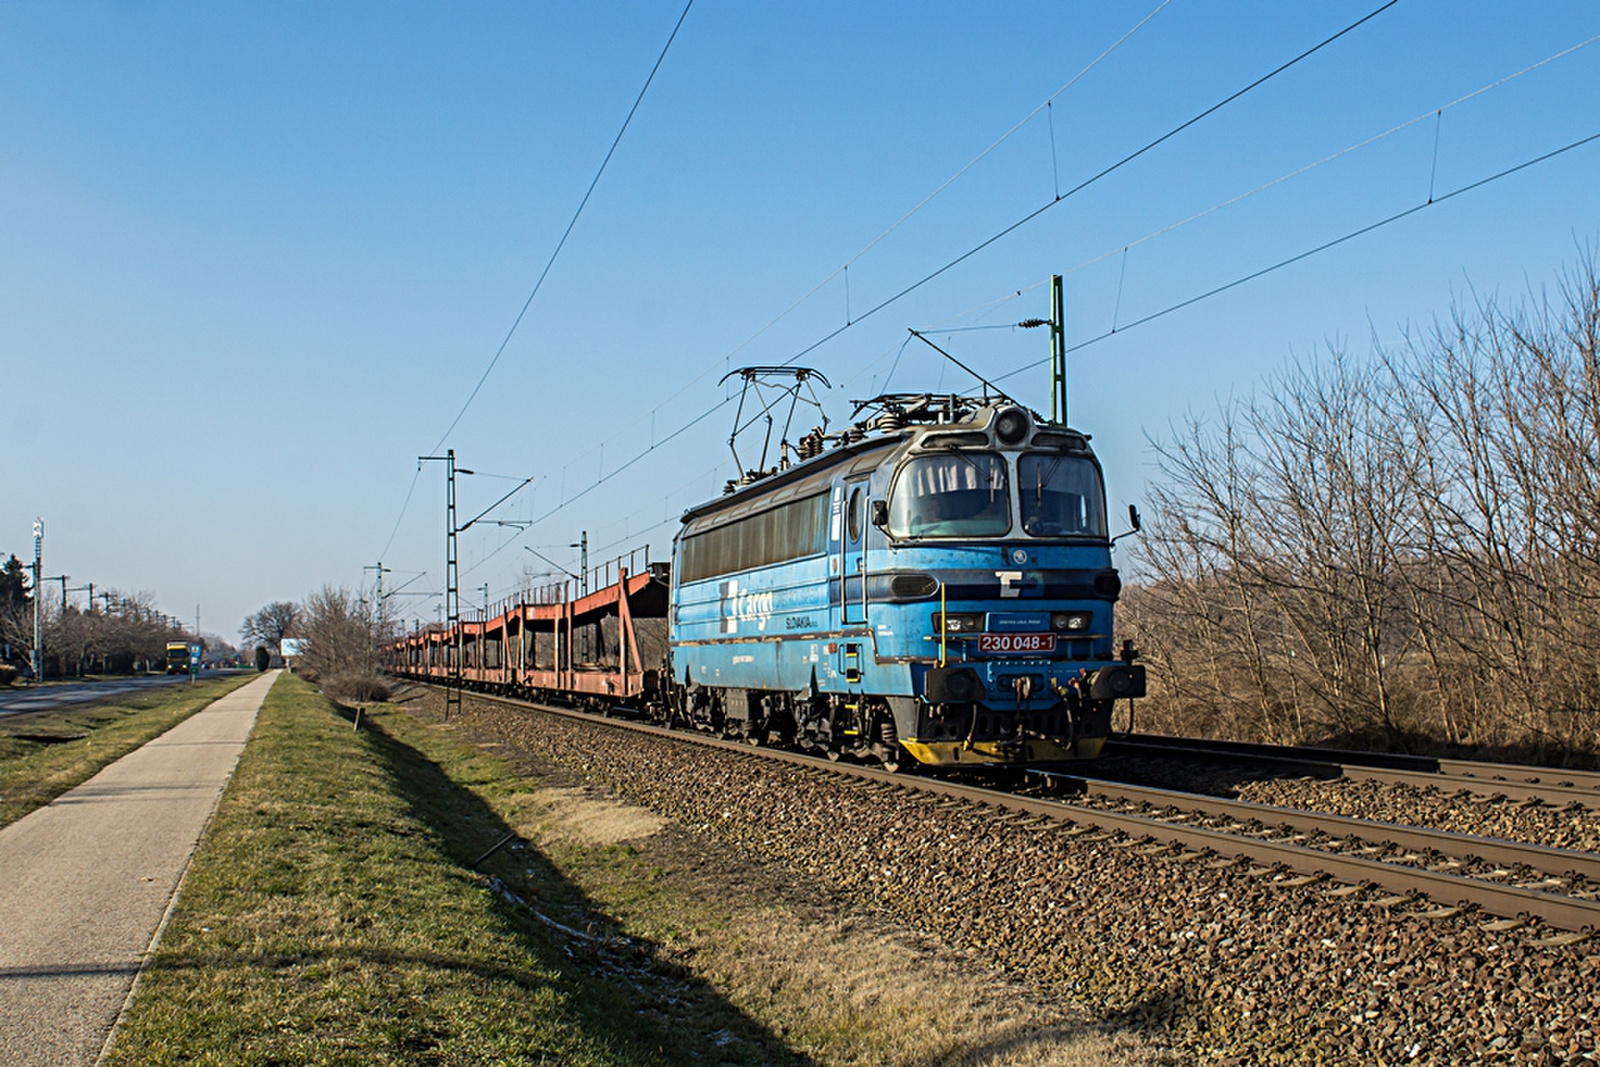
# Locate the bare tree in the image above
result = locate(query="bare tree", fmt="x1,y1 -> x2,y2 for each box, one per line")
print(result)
295,585 -> 388,702
240,602 -> 300,657
1131,252 -> 1600,763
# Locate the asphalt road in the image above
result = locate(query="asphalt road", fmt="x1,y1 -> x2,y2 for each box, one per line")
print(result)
0,670 -> 277,1066
0,671 -> 242,718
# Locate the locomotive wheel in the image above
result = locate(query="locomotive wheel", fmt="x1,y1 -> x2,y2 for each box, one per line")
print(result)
874,716 -> 904,773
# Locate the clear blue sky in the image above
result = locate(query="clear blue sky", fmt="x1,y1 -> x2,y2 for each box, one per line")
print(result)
4,1 -> 1597,641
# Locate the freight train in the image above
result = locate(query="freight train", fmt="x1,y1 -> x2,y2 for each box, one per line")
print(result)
388,391 -> 1144,770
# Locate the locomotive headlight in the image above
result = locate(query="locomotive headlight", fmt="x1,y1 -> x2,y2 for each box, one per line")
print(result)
932,612 -> 984,634
993,406 -> 1030,446
1051,611 -> 1093,632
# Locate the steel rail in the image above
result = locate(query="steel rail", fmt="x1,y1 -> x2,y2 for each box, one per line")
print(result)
409,683 -> 1600,933
1108,734 -> 1600,809
1025,769 -> 1600,883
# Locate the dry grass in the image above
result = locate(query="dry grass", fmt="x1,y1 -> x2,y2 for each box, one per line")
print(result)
684,908 -> 1148,1066
111,675 -> 1151,1064
446,715 -> 1152,1065
502,787 -> 666,847
107,676 -> 803,1065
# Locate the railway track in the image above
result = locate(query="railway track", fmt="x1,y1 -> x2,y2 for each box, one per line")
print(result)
418,683 -> 1599,936
1024,769 -> 1599,934
1108,733 -> 1600,810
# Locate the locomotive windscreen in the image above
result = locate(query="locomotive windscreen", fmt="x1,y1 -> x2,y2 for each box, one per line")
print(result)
1019,453 -> 1106,537
887,451 -> 1010,537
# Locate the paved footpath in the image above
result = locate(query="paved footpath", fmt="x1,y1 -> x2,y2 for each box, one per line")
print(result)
0,670 -> 279,1066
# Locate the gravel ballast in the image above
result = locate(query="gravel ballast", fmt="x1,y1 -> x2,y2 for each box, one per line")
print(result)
437,694 -> 1599,1064
1091,752 -> 1600,855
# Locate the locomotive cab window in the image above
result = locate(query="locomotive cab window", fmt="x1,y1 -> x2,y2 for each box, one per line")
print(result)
1019,453 -> 1107,538
847,486 -> 863,543
887,451 -> 1011,538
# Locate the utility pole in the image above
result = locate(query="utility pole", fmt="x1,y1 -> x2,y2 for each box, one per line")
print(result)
1050,274 -> 1067,426
31,519 -> 42,683
477,583 -> 490,671
570,533 -> 589,661
419,450 -> 469,721
364,561 -> 391,634
573,531 -> 589,597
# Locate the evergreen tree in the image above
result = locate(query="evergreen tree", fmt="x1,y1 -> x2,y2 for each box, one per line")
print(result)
0,554 -> 28,613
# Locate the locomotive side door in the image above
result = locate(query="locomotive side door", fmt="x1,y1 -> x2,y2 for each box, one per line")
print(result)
841,477 -> 870,625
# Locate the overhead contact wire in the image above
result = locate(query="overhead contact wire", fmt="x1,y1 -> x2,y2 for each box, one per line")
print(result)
429,0 -> 695,454
432,1 -> 1398,590
451,2 -> 1177,550
1049,31 -> 1600,281
778,0 -> 1401,368
992,129 -> 1600,384
841,27 -> 1600,383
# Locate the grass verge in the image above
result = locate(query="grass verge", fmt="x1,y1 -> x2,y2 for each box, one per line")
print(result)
391,688 -> 1144,1065
104,674 -> 799,1066
0,673 -> 258,828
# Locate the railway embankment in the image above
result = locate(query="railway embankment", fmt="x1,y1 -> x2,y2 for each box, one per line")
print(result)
438,689 -> 1599,1065
108,674 -> 1141,1065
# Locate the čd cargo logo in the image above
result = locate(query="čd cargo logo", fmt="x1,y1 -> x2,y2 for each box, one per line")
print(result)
718,580 -> 774,634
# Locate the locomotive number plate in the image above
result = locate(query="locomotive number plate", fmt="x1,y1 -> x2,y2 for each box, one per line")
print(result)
978,633 -> 1056,653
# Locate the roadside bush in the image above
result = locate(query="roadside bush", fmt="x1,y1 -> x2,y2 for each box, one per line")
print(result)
0,664 -> 15,686
253,646 -> 270,672
293,586 -> 377,685
323,671 -> 390,704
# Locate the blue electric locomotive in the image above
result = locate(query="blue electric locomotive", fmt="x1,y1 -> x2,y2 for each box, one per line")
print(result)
668,393 -> 1143,769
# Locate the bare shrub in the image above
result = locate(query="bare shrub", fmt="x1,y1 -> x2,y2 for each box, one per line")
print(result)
294,586 -> 379,686
1131,253 -> 1600,763
322,671 -> 391,705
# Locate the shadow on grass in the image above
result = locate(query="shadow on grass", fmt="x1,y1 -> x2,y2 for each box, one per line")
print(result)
343,702 -> 813,1067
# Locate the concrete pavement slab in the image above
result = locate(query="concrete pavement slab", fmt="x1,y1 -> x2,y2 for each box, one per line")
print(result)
0,670 -> 279,1066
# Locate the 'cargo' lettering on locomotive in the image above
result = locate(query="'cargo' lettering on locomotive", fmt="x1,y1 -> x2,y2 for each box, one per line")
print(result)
719,579 -> 774,634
